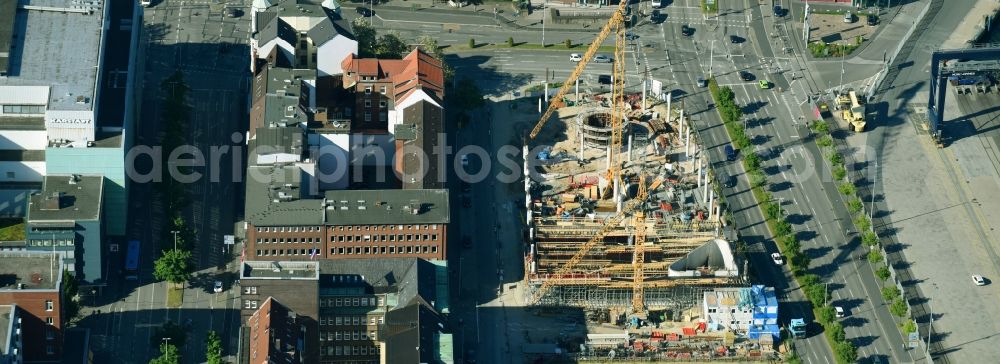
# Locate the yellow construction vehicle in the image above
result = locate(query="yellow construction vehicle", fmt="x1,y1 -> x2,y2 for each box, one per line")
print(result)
842,91 -> 866,132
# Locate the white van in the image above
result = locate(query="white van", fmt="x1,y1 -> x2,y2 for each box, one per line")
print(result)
651,0 -> 662,8
140,0 -> 151,7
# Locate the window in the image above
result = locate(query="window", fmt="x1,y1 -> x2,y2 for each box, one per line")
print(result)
378,297 -> 385,306
46,329 -> 55,340
378,316 -> 384,324
320,317 -> 327,325
46,345 -> 54,355
361,346 -> 368,354
353,332 -> 360,340
46,317 -> 53,325
336,316 -> 343,325
354,298 -> 360,306
353,316 -> 360,325
353,346 -> 360,355
336,346 -> 343,355
379,100 -> 387,108
336,331 -> 343,340
45,300 -> 53,311
370,316 -> 377,325
370,331 -> 377,340
365,86 -> 372,94
380,86 -> 386,93
365,100 -> 372,107
244,300 -> 257,309
3,105 -> 45,114
5,172 -> 13,179
336,298 -> 343,306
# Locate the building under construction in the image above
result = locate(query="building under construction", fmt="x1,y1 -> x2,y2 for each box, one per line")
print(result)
521,95 -> 747,314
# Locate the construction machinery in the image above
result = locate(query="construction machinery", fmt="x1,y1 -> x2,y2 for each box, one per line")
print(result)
841,91 -> 866,132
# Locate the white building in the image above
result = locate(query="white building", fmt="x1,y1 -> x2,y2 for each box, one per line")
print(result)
249,0 -> 357,77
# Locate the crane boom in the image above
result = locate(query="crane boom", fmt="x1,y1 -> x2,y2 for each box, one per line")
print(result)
631,174 -> 648,312
529,177 -> 653,305
527,0 -> 629,140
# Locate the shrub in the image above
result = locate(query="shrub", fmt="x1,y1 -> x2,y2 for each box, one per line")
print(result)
765,202 -> 784,220
468,38 -> 476,48
507,37 -> 514,47
782,235 -> 801,253
838,182 -> 856,196
890,298 -> 908,317
854,215 -> 871,232
833,165 -> 847,181
903,319 -> 917,335
817,306 -> 836,324
800,274 -> 820,287
817,134 -> 833,148
862,231 -> 879,247
847,197 -> 863,214
744,152 -> 761,170
804,284 -> 829,307
565,39 -> 572,48
828,322 -> 846,343
774,220 -> 793,237
828,151 -> 844,166
750,170 -> 767,188
881,286 -> 900,301
835,341 -> 858,363
867,250 -> 883,264
811,120 -> 830,134
876,265 -> 891,281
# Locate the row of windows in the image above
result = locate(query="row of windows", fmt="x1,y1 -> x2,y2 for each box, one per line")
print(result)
320,331 -> 377,342
255,224 -> 438,233
322,345 -> 379,357
2,105 -> 45,114
319,315 -> 384,326
320,297 -> 380,307
255,248 -> 320,257
256,237 -> 321,244
362,85 -> 388,93
255,226 -> 322,233
329,245 -> 437,255
244,300 -> 258,309
28,239 -> 73,247
333,234 -> 438,243
363,100 -> 388,108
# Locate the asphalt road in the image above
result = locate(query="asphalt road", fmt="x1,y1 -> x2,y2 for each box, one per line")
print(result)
78,0 -> 249,362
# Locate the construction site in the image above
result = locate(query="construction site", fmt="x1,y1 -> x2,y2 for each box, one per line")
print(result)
508,1 -> 778,361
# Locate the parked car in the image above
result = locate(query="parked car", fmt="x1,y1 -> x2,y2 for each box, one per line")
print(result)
225,7 -> 241,18
739,70 -> 754,81
867,14 -> 879,26
835,306 -> 846,318
843,11 -> 854,23
213,281 -> 223,293
598,75 -> 612,85
593,54 -> 613,63
651,10 -> 664,24
569,53 -> 583,62
729,35 -> 743,44
624,31 -> 639,41
759,80 -> 770,89
770,253 -> 784,265
697,77 -> 707,87
773,5 -> 784,17
973,275 -> 987,286
681,24 -> 694,37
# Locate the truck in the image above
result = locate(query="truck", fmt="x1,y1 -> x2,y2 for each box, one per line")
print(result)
790,318 -> 807,338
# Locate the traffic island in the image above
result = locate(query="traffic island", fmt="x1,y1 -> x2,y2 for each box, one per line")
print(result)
166,283 -> 184,308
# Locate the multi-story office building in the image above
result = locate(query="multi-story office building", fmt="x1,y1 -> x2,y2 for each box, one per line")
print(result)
0,252 -> 64,362
239,258 -> 452,364
0,305 -> 23,364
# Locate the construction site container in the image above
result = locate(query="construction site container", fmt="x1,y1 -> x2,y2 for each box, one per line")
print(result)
560,193 -> 579,202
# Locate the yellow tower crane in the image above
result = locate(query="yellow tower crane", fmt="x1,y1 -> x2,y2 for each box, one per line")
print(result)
631,174 -> 648,312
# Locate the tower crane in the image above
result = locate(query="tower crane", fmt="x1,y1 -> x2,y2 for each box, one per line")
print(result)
631,173 -> 648,312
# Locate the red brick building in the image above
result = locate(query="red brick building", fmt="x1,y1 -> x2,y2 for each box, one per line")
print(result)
0,251 -> 64,362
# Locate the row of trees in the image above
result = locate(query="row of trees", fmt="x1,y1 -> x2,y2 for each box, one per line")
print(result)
154,71 -> 196,285
812,120 -> 917,336
148,329 -> 222,364
707,79 -> 857,363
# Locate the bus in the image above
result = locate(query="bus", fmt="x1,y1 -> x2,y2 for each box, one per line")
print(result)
125,240 -> 140,280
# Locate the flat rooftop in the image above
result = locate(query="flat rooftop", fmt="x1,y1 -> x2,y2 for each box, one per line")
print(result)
0,116 -> 45,130
241,261 -> 320,280
323,189 -> 451,225
28,174 -> 103,222
0,251 -> 61,290
2,0 -> 105,111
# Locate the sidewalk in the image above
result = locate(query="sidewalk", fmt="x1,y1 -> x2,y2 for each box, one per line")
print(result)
342,0 -> 617,31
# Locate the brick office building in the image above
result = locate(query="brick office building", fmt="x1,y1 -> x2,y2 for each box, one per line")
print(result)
0,252 -> 64,362
239,258 -> 451,364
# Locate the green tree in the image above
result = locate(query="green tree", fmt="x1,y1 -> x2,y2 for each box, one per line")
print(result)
890,298 -> 908,317
774,220 -> 793,237
782,235 -> 801,253
902,319 -> 917,335
206,330 -> 223,364
375,32 -> 408,58
833,165 -> 847,181
150,343 -> 181,364
853,215 -> 872,232
838,182 -> 856,196
867,250 -> 883,264
765,202 -> 784,221
451,78 -> 485,110
862,231 -> 879,247
881,286 -> 900,301
811,120 -> 830,134
804,284 -> 829,307
507,36 -> 514,47
468,38 -> 476,49
828,151 -> 844,165
828,322 -> 846,343
876,265 -> 891,281
153,249 -> 193,284
817,306 -> 836,325
817,134 -> 833,148
163,215 -> 195,252
351,19 -> 377,57
847,197 -> 863,214
150,321 -> 188,349
749,170 -> 767,188
565,39 -> 572,48
835,341 -> 857,363
61,270 -> 80,321
743,152 -> 761,171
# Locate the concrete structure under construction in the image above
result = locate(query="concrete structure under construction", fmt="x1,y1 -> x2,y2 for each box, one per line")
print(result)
523,96 -> 743,313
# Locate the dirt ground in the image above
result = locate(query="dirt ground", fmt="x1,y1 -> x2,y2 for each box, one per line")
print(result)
808,12 -> 876,45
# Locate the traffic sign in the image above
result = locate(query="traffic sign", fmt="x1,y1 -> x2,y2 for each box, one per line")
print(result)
224,235 -> 235,245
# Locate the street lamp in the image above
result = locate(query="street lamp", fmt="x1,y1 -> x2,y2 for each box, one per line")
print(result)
541,0 -> 546,47
170,230 -> 179,251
